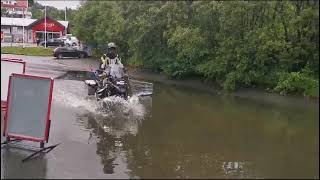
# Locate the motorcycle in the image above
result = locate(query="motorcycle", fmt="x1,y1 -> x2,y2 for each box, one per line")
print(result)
85,70 -> 130,100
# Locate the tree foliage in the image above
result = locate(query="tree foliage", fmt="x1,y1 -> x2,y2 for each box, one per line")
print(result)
71,1 -> 319,97
29,2 -> 77,22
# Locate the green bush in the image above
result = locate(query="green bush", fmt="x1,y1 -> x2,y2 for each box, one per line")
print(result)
223,72 -> 238,91
274,72 -> 319,97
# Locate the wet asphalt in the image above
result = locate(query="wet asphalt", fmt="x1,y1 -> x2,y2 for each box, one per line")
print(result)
1,54 -> 132,179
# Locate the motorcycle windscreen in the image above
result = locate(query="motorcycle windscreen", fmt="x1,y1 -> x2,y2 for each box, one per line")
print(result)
1,59 -> 25,103
4,74 -> 54,142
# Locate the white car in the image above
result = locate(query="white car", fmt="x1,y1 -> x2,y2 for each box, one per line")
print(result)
64,36 -> 79,47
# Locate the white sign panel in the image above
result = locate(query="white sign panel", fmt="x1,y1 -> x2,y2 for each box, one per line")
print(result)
1,59 -> 25,103
4,74 -> 54,142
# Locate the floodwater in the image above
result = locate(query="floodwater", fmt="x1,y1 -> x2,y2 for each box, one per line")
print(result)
1,70 -> 319,179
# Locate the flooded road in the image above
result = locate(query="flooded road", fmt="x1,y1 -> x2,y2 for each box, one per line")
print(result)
1,55 -> 319,179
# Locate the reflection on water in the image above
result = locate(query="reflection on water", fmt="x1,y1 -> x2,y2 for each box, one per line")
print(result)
1,147 -> 48,179
53,77 -> 153,177
132,83 -> 318,179
77,93 -> 152,176
52,73 -> 320,178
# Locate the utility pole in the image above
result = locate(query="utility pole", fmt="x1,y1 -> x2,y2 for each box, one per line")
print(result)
22,7 -> 25,48
44,0 -> 47,48
65,4 -> 67,35
10,13 -> 13,47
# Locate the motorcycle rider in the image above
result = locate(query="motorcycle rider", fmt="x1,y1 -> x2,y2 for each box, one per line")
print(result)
100,42 -> 123,68
101,42 -> 126,78
89,42 -> 129,99
96,42 -> 121,79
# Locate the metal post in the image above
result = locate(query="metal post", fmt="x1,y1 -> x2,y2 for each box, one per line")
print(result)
44,1 -> 47,48
65,2 -> 67,36
22,8 -> 25,48
11,13 -> 13,47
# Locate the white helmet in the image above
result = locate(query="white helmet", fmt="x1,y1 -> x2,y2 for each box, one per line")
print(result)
108,42 -> 117,49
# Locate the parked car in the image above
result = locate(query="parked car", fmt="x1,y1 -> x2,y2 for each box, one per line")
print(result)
40,38 -> 65,47
64,36 -> 79,47
53,47 -> 88,59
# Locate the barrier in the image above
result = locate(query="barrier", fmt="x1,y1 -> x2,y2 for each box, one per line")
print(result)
3,74 -> 54,145
1,59 -> 26,108
1,62 -> 59,162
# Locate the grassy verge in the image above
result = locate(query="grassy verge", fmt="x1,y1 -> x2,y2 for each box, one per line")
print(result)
1,47 -> 53,56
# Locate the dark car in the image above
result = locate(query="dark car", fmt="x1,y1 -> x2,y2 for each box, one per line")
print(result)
53,47 -> 88,59
40,38 -> 65,47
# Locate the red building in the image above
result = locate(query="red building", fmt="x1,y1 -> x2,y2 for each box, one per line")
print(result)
1,16 -> 69,43
28,17 -> 68,43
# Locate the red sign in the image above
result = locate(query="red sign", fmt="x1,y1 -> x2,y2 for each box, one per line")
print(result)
1,0 -> 28,8
31,18 -> 65,32
45,23 -> 56,28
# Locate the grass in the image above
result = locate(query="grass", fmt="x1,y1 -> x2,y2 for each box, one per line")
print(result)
1,46 -> 54,56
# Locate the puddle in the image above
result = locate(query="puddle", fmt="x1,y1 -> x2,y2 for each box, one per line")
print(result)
53,70 -> 153,136
3,70 -> 317,179
56,70 -> 94,81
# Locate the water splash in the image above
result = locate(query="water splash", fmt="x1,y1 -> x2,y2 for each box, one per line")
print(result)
53,80 -> 99,113
53,79 -> 152,120
53,79 -> 153,138
100,95 -> 145,119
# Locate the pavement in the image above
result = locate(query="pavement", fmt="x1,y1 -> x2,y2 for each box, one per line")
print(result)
0,54 -> 137,179
1,54 -> 99,78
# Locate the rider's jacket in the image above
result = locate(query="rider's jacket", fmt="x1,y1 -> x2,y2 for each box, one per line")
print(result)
110,63 -> 124,78
100,53 -> 123,78
100,53 -> 122,67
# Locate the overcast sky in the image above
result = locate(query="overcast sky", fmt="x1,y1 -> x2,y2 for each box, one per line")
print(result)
36,0 -> 82,10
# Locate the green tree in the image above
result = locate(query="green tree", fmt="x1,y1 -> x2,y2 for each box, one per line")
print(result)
71,1 -> 319,97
